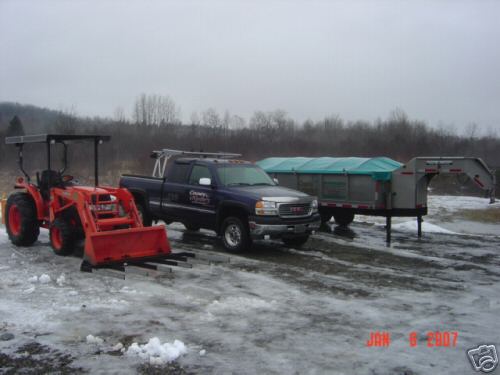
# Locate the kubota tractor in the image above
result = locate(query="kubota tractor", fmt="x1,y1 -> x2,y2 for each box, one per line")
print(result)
4,134 -> 171,267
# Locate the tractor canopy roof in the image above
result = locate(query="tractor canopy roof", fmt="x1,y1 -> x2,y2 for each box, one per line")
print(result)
5,134 -> 111,145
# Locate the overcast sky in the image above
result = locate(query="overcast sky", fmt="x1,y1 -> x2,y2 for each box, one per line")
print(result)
1,0 -> 499,130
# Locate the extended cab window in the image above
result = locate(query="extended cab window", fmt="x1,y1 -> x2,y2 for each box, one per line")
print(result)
168,162 -> 190,183
189,165 -> 212,185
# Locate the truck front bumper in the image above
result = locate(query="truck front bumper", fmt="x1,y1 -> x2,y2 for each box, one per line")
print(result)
248,214 -> 321,239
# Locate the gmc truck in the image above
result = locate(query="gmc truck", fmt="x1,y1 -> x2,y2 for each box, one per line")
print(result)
120,149 -> 321,252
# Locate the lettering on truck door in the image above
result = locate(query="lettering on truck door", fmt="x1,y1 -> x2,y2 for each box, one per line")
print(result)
185,164 -> 217,225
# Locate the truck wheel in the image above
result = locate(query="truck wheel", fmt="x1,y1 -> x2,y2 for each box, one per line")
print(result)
221,216 -> 250,253
5,192 -> 40,246
136,202 -> 152,227
50,218 -> 75,256
333,211 -> 355,226
282,235 -> 310,248
184,222 -> 200,231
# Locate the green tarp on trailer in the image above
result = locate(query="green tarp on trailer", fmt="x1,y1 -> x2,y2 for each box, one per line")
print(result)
257,157 -> 402,181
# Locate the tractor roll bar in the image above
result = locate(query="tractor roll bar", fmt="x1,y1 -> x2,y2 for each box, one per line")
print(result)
5,134 -> 110,187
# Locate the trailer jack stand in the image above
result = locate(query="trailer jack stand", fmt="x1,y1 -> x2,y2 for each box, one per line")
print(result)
385,216 -> 391,245
417,215 -> 423,237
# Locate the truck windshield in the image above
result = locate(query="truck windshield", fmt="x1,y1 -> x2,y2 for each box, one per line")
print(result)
217,165 -> 275,186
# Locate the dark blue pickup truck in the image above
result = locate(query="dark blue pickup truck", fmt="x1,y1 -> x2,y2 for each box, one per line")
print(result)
120,150 -> 321,252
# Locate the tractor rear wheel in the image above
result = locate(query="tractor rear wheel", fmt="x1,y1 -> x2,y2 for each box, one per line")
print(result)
50,218 -> 75,256
5,192 -> 40,246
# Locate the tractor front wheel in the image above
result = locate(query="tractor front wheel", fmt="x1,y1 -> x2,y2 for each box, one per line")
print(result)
50,218 -> 75,256
5,193 -> 40,246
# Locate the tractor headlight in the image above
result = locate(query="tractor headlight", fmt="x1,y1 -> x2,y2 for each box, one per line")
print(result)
255,200 -> 278,216
311,199 -> 318,213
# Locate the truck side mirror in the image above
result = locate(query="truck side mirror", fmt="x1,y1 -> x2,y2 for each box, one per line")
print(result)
199,177 -> 212,186
273,178 -> 279,185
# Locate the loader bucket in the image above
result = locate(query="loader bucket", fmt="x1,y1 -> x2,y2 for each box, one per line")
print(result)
84,225 -> 171,266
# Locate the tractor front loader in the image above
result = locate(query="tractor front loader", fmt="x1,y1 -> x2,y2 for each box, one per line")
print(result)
4,134 -> 171,269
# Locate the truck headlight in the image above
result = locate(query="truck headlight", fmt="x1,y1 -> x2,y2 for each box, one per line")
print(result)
311,199 -> 318,213
255,200 -> 278,216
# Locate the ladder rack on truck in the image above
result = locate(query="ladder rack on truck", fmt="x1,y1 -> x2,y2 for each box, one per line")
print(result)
258,156 -> 496,243
151,149 -> 242,178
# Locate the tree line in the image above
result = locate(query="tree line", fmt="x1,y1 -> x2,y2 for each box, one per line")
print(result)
0,99 -> 499,192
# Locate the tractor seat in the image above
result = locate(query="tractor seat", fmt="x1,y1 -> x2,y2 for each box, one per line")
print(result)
38,170 -> 64,199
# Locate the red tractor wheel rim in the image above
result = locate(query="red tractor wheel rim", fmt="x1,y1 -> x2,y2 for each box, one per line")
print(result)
8,204 -> 21,236
51,227 -> 63,250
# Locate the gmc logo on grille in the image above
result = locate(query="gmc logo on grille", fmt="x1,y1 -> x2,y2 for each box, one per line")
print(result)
290,206 -> 305,213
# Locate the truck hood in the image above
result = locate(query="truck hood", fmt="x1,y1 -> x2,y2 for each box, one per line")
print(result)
229,185 -> 314,202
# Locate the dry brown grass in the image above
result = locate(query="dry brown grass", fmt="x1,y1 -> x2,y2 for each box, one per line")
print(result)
457,208 -> 500,223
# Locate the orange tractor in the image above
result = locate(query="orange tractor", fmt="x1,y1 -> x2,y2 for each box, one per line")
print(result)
4,134 -> 171,269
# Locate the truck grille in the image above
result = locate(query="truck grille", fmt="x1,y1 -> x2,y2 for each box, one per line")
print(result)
278,203 -> 311,218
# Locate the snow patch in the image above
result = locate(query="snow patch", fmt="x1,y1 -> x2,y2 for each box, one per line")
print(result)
392,221 -> 457,234
207,297 -> 277,314
126,337 -> 187,364
86,334 -> 104,345
56,274 -> 66,286
28,276 -> 38,283
199,349 -> 206,356
39,274 -> 51,284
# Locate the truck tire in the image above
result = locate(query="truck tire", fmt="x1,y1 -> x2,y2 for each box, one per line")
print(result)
136,202 -> 152,227
5,192 -> 40,246
221,216 -> 251,253
50,218 -> 75,256
184,222 -> 200,231
282,235 -> 310,248
333,211 -> 355,226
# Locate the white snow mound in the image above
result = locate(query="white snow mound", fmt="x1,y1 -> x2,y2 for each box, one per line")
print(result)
39,274 -> 51,284
86,334 -> 104,345
126,337 -> 187,364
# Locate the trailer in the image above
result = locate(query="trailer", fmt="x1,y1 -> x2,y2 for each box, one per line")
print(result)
257,156 -> 496,242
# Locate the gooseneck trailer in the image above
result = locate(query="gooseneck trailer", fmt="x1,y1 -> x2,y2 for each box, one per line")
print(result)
257,156 -> 496,242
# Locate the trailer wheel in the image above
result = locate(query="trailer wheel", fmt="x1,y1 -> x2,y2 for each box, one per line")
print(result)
320,211 -> 332,224
5,193 -> 40,246
282,235 -> 310,248
221,216 -> 251,253
333,211 -> 355,226
50,218 -> 75,256
136,203 -> 152,227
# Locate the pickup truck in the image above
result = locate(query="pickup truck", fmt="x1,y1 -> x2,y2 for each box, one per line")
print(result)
119,150 -> 321,252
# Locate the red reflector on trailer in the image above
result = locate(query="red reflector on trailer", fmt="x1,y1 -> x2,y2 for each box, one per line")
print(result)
358,205 -> 369,209
401,171 -> 414,175
416,204 -> 423,208
450,168 -> 462,172
425,168 -> 437,173
342,204 -> 352,208
329,203 -> 337,207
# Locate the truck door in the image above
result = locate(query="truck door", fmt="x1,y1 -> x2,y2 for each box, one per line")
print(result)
185,164 -> 217,226
161,160 -> 192,220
